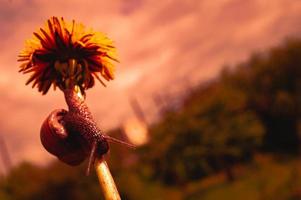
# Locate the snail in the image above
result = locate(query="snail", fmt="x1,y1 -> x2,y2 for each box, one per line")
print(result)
19,16 -> 129,198
40,89 -> 134,175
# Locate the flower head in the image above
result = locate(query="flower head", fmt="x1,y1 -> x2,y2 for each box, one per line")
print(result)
18,17 -> 118,94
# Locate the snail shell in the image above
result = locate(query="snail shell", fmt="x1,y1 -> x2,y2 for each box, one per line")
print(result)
40,109 -> 89,165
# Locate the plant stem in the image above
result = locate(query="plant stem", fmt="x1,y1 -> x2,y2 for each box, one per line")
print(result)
95,157 -> 121,200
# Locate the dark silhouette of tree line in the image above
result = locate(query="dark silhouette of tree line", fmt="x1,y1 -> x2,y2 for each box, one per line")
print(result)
2,38 -> 301,199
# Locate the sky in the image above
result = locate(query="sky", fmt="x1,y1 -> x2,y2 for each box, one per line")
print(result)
0,0 -> 301,173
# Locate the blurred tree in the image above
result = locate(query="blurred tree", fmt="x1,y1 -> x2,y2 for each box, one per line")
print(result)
141,81 -> 264,184
228,39 -> 301,153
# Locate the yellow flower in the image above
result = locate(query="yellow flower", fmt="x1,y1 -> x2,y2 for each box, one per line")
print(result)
18,17 -> 118,95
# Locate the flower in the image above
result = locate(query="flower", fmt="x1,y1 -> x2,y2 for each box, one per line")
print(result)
18,17 -> 118,95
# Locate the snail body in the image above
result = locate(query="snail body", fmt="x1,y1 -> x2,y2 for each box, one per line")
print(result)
62,89 -> 110,158
40,89 -> 109,174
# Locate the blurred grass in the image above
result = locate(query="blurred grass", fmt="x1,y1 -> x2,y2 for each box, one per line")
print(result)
4,154 -> 301,200
185,154 -> 301,200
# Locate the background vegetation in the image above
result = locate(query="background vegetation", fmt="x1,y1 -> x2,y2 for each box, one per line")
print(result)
2,38 -> 301,199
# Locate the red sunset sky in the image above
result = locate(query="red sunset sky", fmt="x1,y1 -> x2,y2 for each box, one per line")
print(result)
0,0 -> 301,172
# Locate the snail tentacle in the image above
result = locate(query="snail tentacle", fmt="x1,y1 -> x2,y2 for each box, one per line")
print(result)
104,135 -> 136,149
86,140 -> 98,176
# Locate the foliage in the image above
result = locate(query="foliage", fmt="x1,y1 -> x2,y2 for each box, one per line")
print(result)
141,80 -> 264,184
0,162 -> 101,200
2,38 -> 301,199
141,38 -> 301,185
226,39 -> 301,152
186,155 -> 301,200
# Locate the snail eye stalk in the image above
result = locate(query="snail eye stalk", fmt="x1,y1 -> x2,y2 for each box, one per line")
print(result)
18,16 -> 118,95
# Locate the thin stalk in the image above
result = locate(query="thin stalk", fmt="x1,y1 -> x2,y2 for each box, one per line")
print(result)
95,157 -> 121,200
